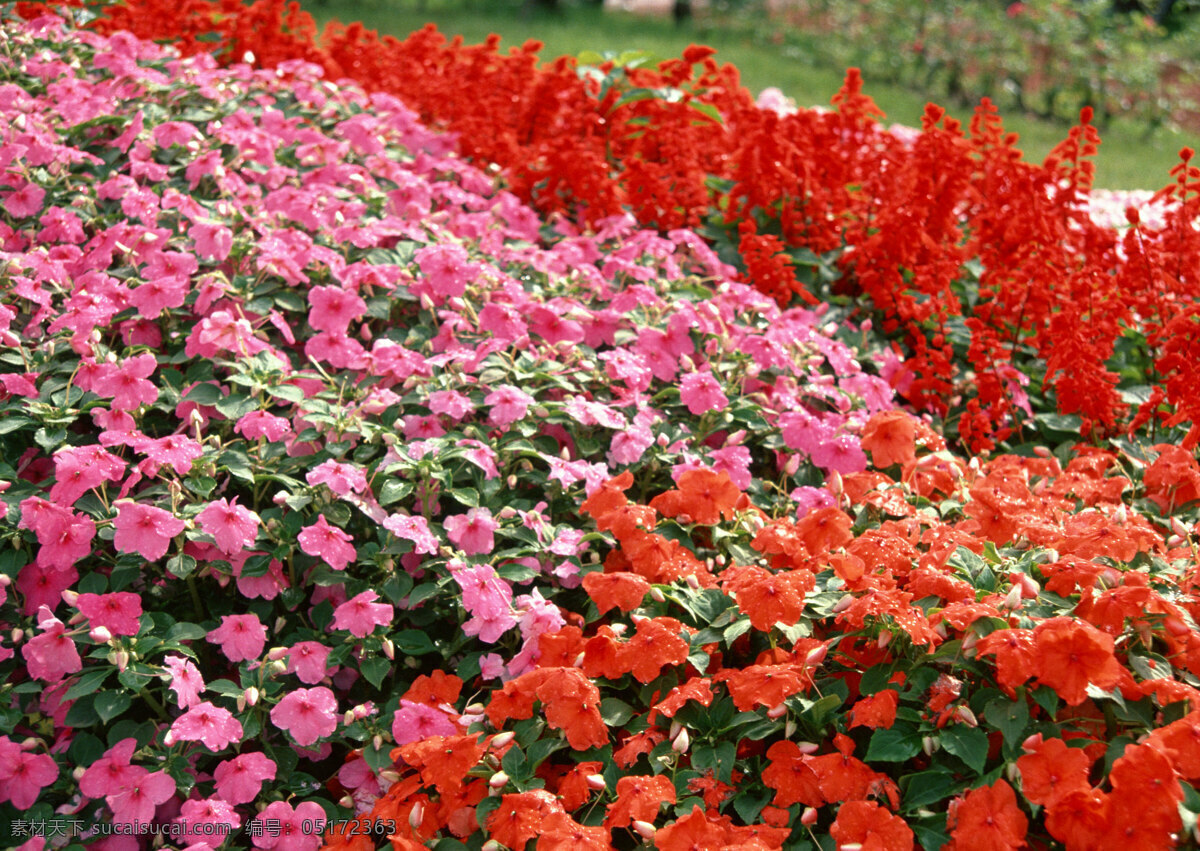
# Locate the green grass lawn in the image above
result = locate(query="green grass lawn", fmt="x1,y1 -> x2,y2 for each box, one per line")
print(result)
298,0 -> 1199,189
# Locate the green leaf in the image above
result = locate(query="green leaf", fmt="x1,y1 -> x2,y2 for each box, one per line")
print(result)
64,669 -> 113,702
600,698 -> 634,727
394,630 -> 436,655
184,383 -> 224,405
379,479 -> 413,506
866,725 -> 923,762
166,554 -> 197,579
360,656 -> 391,689
984,697 -> 1030,749
901,768 -> 963,812
939,725 -> 990,774
95,690 -> 132,724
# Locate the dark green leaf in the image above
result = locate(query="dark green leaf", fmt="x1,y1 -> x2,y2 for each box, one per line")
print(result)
95,691 -> 132,724
939,725 -> 989,774
866,725 -> 923,762
984,697 -> 1030,749
360,656 -> 391,689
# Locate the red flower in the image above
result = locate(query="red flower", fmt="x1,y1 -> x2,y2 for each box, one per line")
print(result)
830,800 -> 914,851
582,571 -> 651,615
721,564 -> 814,631
860,410 -> 919,469
653,806 -> 733,851
848,689 -> 899,730
555,761 -> 604,811
976,628 -> 1038,693
604,774 -> 676,828
626,617 -> 690,684
486,790 -> 564,850
538,812 -> 613,851
716,663 -> 813,711
945,779 -> 1028,851
1032,617 -> 1121,706
397,734 -> 485,796
648,468 -> 742,525
762,741 -> 825,808
1016,736 -> 1092,809
651,677 -> 714,719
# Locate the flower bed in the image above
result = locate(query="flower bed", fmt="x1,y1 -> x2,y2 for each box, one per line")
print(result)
6,8 -> 1200,851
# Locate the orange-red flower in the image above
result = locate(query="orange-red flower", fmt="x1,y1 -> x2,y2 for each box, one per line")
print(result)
486,790 -> 564,850
860,410 -> 918,469
582,570 -> 650,615
721,564 -> 814,631
716,663 -> 813,711
648,468 -> 742,525
762,740 -> 825,808
538,812 -> 614,851
1016,735 -> 1092,809
945,779 -> 1028,851
604,774 -> 676,828
396,734 -> 484,796
627,616 -> 690,684
830,800 -> 914,851
848,688 -> 899,730
651,676 -> 714,719
1032,617 -> 1121,706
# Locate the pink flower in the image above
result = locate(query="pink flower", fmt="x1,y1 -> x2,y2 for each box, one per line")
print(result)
452,564 -> 516,643
79,738 -> 139,800
457,439 -> 500,479
113,500 -> 184,561
415,243 -> 476,302
107,769 -> 175,825
136,433 -> 203,475
428,389 -> 473,420
235,410 -> 292,441
308,285 -> 366,335
0,738 -> 58,810
4,180 -> 44,218
75,591 -> 143,637
51,445 -> 125,506
298,515 -> 356,571
252,800 -> 326,851
213,752 -> 276,805
176,797 -> 241,844
93,353 -> 158,410
163,655 -> 205,708
207,613 -> 266,662
382,513 -> 439,555
391,700 -> 459,745
22,608 -> 82,683
270,687 -> 338,746
679,369 -> 728,414
305,460 -> 367,496
287,641 -> 332,685
190,221 -> 233,261
484,384 -> 534,428
331,591 -> 393,637
443,507 -> 497,555
169,701 -> 243,751
197,498 -> 259,555
129,275 -> 188,318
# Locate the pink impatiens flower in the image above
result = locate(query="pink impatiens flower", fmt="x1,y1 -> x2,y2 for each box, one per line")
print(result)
331,591 -> 393,637
93,353 -> 158,410
443,507 -> 497,555
4,180 -> 45,218
207,614 -> 266,662
484,384 -> 534,428
176,797 -> 241,845
0,737 -> 58,810
391,700 -> 459,746
79,738 -> 140,800
22,607 -> 82,683
113,500 -> 185,561
197,497 -> 259,554
162,655 -> 205,708
108,769 -> 176,825
308,285 -> 366,335
235,410 -> 292,441
305,459 -> 367,496
168,701 -> 243,751
252,800 -> 326,851
298,515 -> 356,571
213,752 -> 276,805
286,641 -> 332,685
679,369 -> 728,414
270,686 -> 338,746
75,591 -> 143,637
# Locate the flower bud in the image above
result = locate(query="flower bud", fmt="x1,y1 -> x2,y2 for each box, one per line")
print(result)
9,629 -> 22,644
785,719 -> 797,738
1004,584 -> 1023,610
379,770 -> 402,784
801,807 -> 818,826
632,820 -> 656,840
832,594 -> 855,614
482,842 -> 505,851
163,730 -> 176,747
111,650 -> 130,672
244,687 -> 260,707
877,630 -> 892,649
956,706 -> 979,727
373,735 -> 383,751
507,474 -> 518,489
409,801 -> 425,829
61,589 -> 80,607
381,639 -> 395,661
686,574 -> 701,589
339,795 -> 355,809
795,741 -> 820,755
650,587 -> 666,603
490,731 -> 515,749
89,626 -> 112,643
586,774 -> 606,791
489,771 -> 509,790
767,703 -> 787,719
671,728 -> 690,754
805,644 -> 828,666
922,736 -> 937,756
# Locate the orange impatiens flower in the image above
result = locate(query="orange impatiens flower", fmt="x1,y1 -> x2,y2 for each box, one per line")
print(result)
1044,788 -> 1112,849
396,734 -> 485,796
651,676 -> 714,719
626,616 -> 690,684
716,662 -> 813,711
976,628 -> 1039,694
945,779 -> 1028,851
830,800 -> 914,851
581,570 -> 651,615
648,468 -> 742,525
848,688 -> 899,730
486,790 -> 564,850
1016,735 -> 1092,809
794,505 -> 855,555
604,773 -> 676,828
1104,742 -> 1183,845
721,563 -> 815,631
485,667 -> 606,749
579,471 -> 634,525
555,760 -> 604,811
1032,617 -> 1121,706
1145,710 -> 1200,779
762,740 -> 825,808
538,812 -> 613,851
808,734 -> 898,805
860,410 -> 919,469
